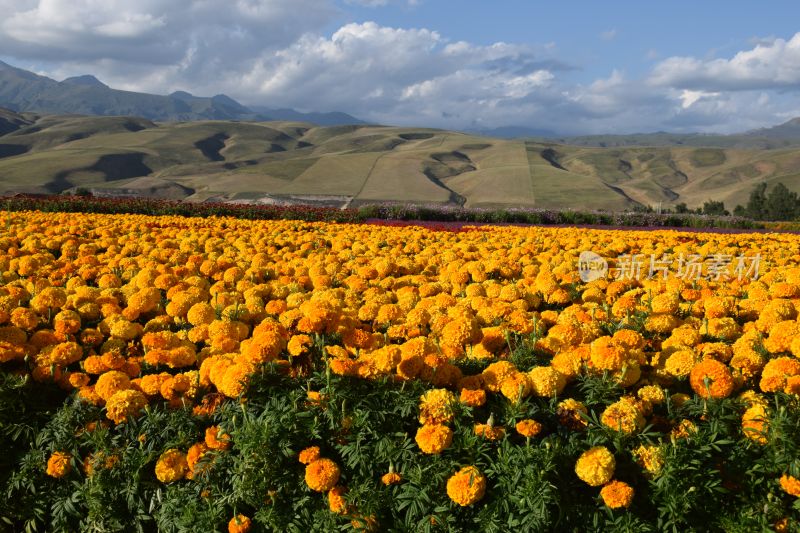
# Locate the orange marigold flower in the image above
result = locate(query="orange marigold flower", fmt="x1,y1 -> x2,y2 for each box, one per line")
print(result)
228,514 -> 252,533
299,446 -> 322,465
600,480 -> 634,509
760,357 -> 800,393
186,442 -> 211,479
415,424 -> 453,454
779,474 -> 800,497
328,485 -> 348,514
459,387 -> 486,407
381,471 -> 402,486
515,419 -> 542,438
446,465 -> 486,506
305,458 -> 341,492
205,426 -> 232,451
474,422 -> 505,441
46,451 -> 72,478
689,359 -> 734,399
94,370 -> 132,401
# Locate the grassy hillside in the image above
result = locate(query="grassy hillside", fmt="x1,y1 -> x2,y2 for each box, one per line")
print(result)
0,109 -> 799,210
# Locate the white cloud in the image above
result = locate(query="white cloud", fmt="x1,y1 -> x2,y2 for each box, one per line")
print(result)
600,29 -> 617,41
679,90 -> 719,109
650,32 -> 800,91
0,0 -> 335,66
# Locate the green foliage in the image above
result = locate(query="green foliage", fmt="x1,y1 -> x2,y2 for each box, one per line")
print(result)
736,181 -> 800,221
3,360 -> 800,531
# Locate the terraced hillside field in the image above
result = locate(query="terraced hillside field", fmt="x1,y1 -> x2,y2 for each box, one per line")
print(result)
1,108 -> 799,210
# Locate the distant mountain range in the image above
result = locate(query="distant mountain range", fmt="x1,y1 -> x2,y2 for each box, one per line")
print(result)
0,60 -> 364,126
475,119 -> 800,149
4,60 -> 800,145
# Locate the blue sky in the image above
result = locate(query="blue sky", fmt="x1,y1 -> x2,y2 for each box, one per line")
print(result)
340,1 -> 799,81
1,0 -> 799,134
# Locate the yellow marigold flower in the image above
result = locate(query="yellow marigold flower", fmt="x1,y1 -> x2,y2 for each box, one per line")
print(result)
706,317 -> 741,341
575,446 -> 615,487
228,514 -> 252,533
589,336 -> 627,370
742,405 -> 769,444
46,451 -> 72,478
637,385 -> 665,405
633,445 -> 664,476
557,398 -> 589,429
698,341 -> 733,362
527,366 -> 566,397
418,389 -> 456,425
738,390 -> 768,408
551,350 -> 582,379
287,334 -> 313,356
305,458 -> 341,492
218,363 -> 252,398
94,370 -> 132,401
689,359 -> 734,399
600,480 -> 634,509
499,372 -> 531,402
446,466 -> 487,506
515,419 -> 543,438
299,446 -> 322,465
481,360 -> 518,392
644,313 -> 681,335
765,320 -> 800,354
415,424 -> 453,454
779,474 -> 800,497
651,293 -> 679,314
601,398 -> 645,434
671,419 -> 697,440
10,307 -> 40,331
155,449 -> 188,483
664,349 -> 697,378
381,471 -> 402,486
105,389 -> 147,424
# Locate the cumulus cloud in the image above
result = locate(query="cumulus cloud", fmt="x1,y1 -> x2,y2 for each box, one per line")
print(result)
0,0 -> 335,76
650,32 -> 800,91
220,22 -> 567,129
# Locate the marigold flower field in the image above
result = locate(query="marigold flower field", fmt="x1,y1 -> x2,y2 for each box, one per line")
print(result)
1,209 -> 800,532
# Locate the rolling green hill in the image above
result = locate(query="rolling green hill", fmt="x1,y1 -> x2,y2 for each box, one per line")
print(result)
0,108 -> 799,210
